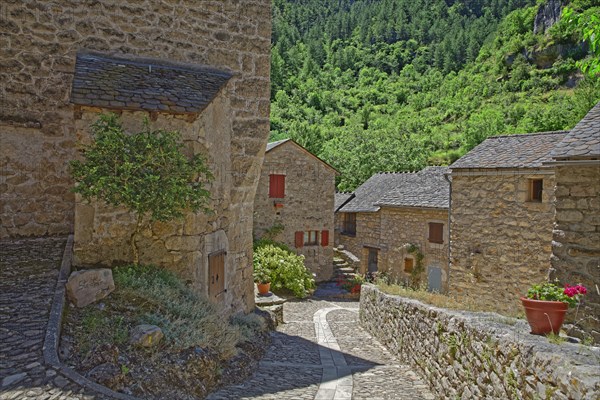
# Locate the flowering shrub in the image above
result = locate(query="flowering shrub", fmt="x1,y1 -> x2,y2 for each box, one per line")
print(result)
526,282 -> 587,308
337,274 -> 364,294
253,244 -> 315,298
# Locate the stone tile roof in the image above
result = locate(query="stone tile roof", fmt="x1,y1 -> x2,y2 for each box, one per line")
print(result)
551,103 -> 600,160
334,192 -> 354,212
376,167 -> 450,209
450,131 -> 568,169
338,172 -> 418,213
266,139 -> 290,152
70,51 -> 232,114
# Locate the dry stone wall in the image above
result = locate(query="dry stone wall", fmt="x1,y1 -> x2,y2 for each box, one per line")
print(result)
449,171 -> 556,314
360,284 -> 600,400
253,142 -> 336,281
1,0 -> 271,314
551,164 -> 600,342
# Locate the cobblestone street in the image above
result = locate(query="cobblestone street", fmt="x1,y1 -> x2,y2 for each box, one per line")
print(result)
1,237 -> 434,400
0,237 -> 109,400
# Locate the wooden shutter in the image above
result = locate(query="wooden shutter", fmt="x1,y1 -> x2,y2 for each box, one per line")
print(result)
295,231 -> 304,248
428,223 -> 444,244
404,258 -> 414,273
321,230 -> 329,246
208,251 -> 226,299
269,174 -> 285,198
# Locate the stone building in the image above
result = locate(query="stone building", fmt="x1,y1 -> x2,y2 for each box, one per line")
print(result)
253,139 -> 337,281
336,167 -> 449,290
0,1 -> 272,314
549,103 -> 600,341
449,131 -> 567,314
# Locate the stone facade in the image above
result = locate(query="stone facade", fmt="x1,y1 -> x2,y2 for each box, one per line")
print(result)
360,284 -> 600,400
253,140 -> 336,281
1,0 -> 272,314
337,212 -> 380,268
551,164 -> 600,341
449,170 -> 556,314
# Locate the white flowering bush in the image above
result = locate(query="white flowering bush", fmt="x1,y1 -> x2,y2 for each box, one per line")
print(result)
253,244 -> 315,298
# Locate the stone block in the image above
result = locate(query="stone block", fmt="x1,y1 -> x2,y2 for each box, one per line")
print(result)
130,324 -> 164,347
66,268 -> 115,307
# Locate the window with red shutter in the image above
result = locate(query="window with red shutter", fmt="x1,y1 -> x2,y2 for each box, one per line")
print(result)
295,231 -> 304,248
321,230 -> 329,246
428,222 -> 444,244
269,174 -> 285,198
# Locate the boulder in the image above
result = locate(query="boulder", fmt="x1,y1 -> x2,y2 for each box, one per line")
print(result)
66,268 -> 115,307
130,324 -> 164,347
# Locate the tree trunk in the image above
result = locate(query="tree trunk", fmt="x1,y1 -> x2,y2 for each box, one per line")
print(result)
130,215 -> 144,265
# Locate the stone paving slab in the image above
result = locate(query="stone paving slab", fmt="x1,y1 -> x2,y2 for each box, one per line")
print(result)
0,237 -> 110,400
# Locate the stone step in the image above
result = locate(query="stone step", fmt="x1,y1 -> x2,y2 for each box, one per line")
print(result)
336,267 -> 355,274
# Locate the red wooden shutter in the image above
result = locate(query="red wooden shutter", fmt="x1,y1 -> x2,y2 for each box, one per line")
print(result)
269,174 -> 285,198
295,231 -> 304,248
428,223 -> 444,244
321,230 -> 329,246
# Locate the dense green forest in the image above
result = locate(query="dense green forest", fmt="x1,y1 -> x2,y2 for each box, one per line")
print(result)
269,0 -> 600,190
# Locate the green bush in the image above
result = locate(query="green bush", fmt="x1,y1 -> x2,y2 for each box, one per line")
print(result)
253,244 -> 315,298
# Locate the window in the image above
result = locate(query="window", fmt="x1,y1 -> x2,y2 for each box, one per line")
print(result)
404,258 -> 414,273
304,230 -> 319,246
269,174 -> 285,198
529,179 -> 543,202
341,213 -> 356,235
428,222 -> 444,244
208,251 -> 226,300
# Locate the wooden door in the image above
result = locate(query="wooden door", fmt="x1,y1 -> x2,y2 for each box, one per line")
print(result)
208,251 -> 226,299
367,248 -> 378,273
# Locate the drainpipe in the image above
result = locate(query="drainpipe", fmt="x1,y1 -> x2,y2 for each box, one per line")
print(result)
443,171 -> 452,293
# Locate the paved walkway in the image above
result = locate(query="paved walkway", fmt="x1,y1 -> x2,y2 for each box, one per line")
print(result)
0,236 -> 109,400
208,299 -> 435,400
1,237 -> 434,400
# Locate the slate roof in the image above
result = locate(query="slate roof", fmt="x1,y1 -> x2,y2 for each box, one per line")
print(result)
334,192 -> 354,212
338,172 -> 418,213
450,131 -> 568,169
551,103 -> 600,160
70,51 -> 232,114
376,167 -> 450,209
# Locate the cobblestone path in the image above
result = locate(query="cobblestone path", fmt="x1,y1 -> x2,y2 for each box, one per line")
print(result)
0,237 -> 108,400
208,299 -> 435,400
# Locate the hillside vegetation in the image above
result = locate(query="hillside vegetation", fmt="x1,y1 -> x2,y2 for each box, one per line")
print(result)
270,0 -> 600,190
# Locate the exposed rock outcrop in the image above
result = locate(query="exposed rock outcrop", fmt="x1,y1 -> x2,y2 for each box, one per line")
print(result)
534,0 -> 564,35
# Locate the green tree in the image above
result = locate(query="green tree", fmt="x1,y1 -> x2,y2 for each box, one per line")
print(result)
562,6 -> 600,78
70,114 -> 213,264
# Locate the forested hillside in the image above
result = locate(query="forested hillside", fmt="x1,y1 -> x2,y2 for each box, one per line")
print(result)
270,0 -> 600,190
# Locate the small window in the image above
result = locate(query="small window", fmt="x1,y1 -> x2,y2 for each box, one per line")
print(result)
529,179 -> 543,202
428,222 -> 444,244
404,258 -> 414,273
269,174 -> 285,198
342,213 -> 356,236
304,230 -> 319,246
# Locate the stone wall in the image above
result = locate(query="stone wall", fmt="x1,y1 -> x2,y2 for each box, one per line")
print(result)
253,142 -> 336,281
449,170 -> 556,314
1,0 -> 271,240
1,0 -> 272,314
551,164 -> 600,342
337,212 -> 380,272
379,207 -> 448,291
360,284 -> 600,400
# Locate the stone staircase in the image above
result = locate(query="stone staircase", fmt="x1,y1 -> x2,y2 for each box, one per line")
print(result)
312,249 -> 361,298
332,256 -> 357,284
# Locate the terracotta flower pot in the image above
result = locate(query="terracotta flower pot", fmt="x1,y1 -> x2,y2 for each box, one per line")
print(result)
257,282 -> 271,295
520,297 -> 568,335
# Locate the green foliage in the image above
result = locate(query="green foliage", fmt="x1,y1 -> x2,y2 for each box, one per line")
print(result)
271,0 -> 600,191
562,6 -> 600,78
70,114 -> 213,263
526,282 -> 586,308
253,244 -> 315,298
78,309 -> 128,353
114,265 -> 243,355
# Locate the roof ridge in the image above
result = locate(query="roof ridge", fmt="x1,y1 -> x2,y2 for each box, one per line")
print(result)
486,130 -> 569,140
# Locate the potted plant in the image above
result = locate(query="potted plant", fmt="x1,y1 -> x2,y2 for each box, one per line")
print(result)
521,282 -> 587,335
253,265 -> 272,296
